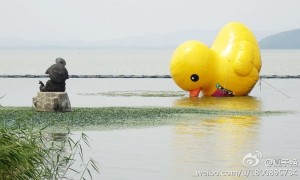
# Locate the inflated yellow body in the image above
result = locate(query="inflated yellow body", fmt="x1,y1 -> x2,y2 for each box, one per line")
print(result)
170,22 -> 261,97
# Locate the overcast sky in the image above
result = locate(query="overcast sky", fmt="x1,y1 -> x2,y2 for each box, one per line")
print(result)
1,0 -> 299,42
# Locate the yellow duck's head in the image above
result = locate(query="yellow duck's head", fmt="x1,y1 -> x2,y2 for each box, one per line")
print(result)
170,40 -> 214,97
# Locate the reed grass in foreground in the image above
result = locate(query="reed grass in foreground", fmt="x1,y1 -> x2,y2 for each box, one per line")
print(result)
0,123 -> 99,180
0,94 -> 4,107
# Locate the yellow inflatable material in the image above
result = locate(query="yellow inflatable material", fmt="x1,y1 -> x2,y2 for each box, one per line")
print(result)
170,22 -> 261,97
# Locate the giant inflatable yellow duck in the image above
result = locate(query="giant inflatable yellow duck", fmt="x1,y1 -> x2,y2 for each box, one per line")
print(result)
170,22 -> 261,97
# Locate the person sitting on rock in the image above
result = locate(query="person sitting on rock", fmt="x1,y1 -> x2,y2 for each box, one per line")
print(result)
39,57 -> 69,92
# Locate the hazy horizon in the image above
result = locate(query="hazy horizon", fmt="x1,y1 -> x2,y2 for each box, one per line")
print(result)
1,0 -> 300,43
0,29 -> 275,49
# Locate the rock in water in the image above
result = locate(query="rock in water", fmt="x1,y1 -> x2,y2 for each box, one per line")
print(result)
33,92 -> 71,112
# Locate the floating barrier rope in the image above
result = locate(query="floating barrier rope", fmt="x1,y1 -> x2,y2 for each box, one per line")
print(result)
0,75 -> 300,79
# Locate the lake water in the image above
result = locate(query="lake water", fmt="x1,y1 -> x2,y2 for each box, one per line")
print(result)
1,49 -> 300,179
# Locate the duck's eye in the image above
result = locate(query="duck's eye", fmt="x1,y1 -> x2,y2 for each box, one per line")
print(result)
190,74 -> 199,82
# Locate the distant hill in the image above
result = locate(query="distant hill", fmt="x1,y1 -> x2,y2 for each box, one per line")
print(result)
0,30 -> 272,49
0,30 -> 218,49
259,29 -> 300,49
92,30 -> 219,48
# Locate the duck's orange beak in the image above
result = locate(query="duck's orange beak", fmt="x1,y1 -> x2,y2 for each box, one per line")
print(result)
189,87 -> 202,97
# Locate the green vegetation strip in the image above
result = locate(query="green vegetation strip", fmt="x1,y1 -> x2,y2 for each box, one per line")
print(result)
0,107 -> 289,130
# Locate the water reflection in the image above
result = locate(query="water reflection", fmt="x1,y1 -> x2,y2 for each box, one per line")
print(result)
174,96 -> 261,111
43,132 -> 70,154
172,97 -> 261,179
44,132 -> 69,142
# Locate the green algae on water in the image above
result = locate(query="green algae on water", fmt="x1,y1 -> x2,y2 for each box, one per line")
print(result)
0,107 -> 290,130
